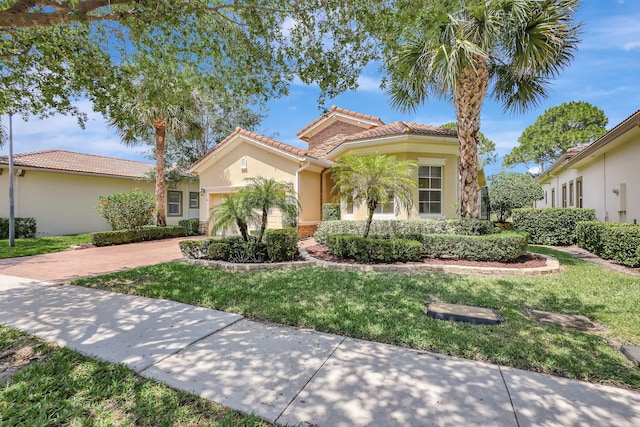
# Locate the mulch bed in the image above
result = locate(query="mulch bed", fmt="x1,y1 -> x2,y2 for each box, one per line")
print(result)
305,244 -> 547,269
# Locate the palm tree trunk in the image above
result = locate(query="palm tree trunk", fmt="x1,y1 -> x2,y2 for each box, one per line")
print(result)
154,118 -> 167,227
454,60 -> 489,219
259,210 -> 268,242
364,200 -> 376,238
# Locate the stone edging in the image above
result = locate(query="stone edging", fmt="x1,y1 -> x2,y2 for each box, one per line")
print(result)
184,245 -> 561,276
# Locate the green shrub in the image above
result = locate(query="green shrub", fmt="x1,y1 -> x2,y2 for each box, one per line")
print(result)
322,204 -> 341,221
512,208 -> 596,245
227,242 -> 268,263
207,241 -> 231,260
179,218 -> 201,236
95,189 -> 155,230
577,221 -> 640,267
179,239 -> 210,259
416,233 -> 528,262
0,217 -> 37,239
264,228 -> 299,262
314,219 -> 495,244
90,225 -> 185,247
324,234 -> 423,263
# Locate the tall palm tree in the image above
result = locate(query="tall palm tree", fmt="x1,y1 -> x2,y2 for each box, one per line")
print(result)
244,177 -> 300,242
387,0 -> 580,218
209,192 -> 257,241
109,61 -> 203,226
330,152 -> 417,238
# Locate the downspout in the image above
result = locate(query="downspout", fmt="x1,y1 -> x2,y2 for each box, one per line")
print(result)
603,152 -> 607,222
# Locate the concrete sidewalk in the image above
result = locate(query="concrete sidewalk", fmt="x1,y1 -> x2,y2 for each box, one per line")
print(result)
1,274 -> 639,426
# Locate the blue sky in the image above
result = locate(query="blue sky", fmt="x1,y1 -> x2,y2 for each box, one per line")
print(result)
2,0 -> 639,179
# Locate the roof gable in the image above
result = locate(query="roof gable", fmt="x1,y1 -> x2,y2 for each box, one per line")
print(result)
0,149 -> 153,179
297,105 -> 384,142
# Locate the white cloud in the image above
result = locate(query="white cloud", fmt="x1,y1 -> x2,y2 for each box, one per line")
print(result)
624,41 -> 640,51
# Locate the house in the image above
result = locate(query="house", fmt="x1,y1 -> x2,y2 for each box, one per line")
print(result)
0,150 -> 199,236
189,106 -> 487,237
536,109 -> 640,223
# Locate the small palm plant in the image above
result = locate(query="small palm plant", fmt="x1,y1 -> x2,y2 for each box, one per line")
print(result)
244,177 -> 300,243
209,192 -> 257,242
330,152 -> 417,238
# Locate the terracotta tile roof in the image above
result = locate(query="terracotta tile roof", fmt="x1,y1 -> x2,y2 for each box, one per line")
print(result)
189,127 -> 308,171
0,149 -> 153,178
297,105 -> 385,137
307,122 -> 457,158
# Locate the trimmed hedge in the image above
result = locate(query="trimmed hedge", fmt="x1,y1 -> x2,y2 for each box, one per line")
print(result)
264,228 -> 299,262
324,234 -> 423,263
576,221 -> 640,267
322,203 -> 341,221
314,219 -> 495,244
179,218 -> 201,236
0,217 -> 37,239
413,233 -> 529,262
90,225 -> 186,247
512,208 -> 596,245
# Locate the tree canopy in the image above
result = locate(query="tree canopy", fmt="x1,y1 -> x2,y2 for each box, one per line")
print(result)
489,171 -> 544,223
503,101 -> 608,171
380,0 -> 580,218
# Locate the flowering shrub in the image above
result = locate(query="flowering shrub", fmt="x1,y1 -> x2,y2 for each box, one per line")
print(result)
95,189 -> 155,230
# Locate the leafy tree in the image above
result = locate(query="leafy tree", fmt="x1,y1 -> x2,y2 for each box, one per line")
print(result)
503,101 -> 608,171
95,189 -> 155,230
441,122 -> 497,166
489,172 -> 544,223
164,91 -> 263,169
244,177 -> 300,243
384,0 -> 580,219
107,57 -> 203,227
330,153 -> 417,238
210,192 -> 257,242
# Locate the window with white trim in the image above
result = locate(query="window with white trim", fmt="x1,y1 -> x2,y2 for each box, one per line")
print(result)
373,198 -> 395,215
168,191 -> 182,216
418,165 -> 442,215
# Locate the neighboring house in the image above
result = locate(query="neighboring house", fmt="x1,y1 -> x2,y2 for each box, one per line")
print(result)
0,150 -> 200,236
189,106 -> 486,237
536,109 -> 640,223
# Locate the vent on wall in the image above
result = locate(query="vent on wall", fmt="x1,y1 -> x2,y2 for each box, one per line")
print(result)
241,156 -> 247,172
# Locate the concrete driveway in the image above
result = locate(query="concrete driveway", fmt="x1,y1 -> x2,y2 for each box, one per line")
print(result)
0,237 -> 190,282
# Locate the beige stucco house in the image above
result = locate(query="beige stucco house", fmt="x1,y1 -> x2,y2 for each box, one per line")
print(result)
536,109 -> 640,224
189,106 -> 486,237
0,150 -> 199,236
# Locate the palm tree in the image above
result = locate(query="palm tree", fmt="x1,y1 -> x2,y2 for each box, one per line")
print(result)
330,152 -> 417,238
209,192 -> 257,241
244,177 -> 300,242
387,0 -> 580,218
109,61 -> 203,226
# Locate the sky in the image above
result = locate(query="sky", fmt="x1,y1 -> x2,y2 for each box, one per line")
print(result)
1,1 -> 639,180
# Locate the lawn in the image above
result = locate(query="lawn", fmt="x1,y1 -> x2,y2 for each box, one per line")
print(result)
72,246 -> 640,390
0,325 -> 269,426
0,234 -> 91,259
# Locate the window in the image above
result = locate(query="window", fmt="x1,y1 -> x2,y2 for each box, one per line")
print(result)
562,184 -> 567,208
418,165 -> 442,215
344,195 -> 354,216
576,177 -> 583,208
189,192 -> 199,209
551,188 -> 556,208
569,181 -> 574,206
374,199 -> 395,215
168,191 -> 182,216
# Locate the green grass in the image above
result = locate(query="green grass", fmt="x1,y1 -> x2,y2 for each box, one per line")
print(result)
72,246 -> 640,390
0,234 -> 91,259
0,325 -> 269,426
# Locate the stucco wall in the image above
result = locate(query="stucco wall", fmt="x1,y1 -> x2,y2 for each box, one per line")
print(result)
0,169 -> 198,236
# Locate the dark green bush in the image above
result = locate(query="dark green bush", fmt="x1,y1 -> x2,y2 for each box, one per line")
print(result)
179,218 -> 201,236
512,208 -> 596,245
314,219 -> 495,244
0,217 -> 37,239
264,228 -> 299,262
227,242 -> 268,263
416,233 -> 528,262
322,203 -> 341,221
207,241 -> 231,260
91,225 -> 186,247
324,234 -> 423,263
179,239 -> 210,259
577,221 -> 640,267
